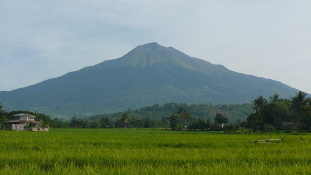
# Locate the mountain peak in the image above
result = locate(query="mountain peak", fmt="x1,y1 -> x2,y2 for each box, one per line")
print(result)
118,42 -> 192,68
139,42 -> 161,49
137,42 -> 167,51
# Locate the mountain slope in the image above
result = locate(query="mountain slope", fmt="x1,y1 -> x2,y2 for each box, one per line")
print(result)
0,42 -> 298,118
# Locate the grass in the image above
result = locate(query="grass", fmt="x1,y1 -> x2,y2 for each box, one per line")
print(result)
0,129 -> 310,174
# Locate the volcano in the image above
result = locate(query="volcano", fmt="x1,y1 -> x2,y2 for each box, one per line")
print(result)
0,42 -> 298,118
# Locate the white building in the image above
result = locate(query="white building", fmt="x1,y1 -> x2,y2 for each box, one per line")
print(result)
2,113 -> 42,131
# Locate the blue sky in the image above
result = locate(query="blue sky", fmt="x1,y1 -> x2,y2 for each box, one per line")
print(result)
1,0 -> 311,94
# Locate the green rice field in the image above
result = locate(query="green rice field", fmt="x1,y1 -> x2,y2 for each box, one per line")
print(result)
0,129 -> 310,174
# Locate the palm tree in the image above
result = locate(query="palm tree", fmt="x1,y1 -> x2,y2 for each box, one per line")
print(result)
185,112 -> 192,127
252,95 -> 268,122
291,91 -> 311,114
252,95 -> 268,114
120,112 -> 129,128
37,119 -> 49,131
269,93 -> 280,102
177,107 -> 192,127
24,122 -> 34,131
177,107 -> 185,126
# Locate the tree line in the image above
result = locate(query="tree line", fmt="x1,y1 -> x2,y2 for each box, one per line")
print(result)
0,103 -> 232,130
1,91 -> 310,131
245,91 -> 311,130
66,107 -> 229,130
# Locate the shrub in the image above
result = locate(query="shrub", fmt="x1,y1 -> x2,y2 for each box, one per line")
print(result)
264,125 -> 276,132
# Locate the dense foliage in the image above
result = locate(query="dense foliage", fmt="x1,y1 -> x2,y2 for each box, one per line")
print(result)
75,102 -> 252,130
88,102 -> 252,122
245,91 -> 311,130
0,102 -> 252,129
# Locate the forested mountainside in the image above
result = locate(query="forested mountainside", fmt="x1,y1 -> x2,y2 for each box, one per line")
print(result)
88,102 -> 254,122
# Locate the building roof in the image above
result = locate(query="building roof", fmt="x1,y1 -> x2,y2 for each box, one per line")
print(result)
217,123 -> 227,127
4,120 -> 41,124
13,113 -> 36,118
281,122 -> 293,125
4,120 -> 24,123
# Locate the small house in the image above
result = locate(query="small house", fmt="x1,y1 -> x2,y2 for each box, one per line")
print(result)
280,122 -> 294,130
2,113 -> 42,131
217,123 -> 227,128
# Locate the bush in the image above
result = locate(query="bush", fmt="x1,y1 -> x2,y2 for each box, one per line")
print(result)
264,125 -> 276,132
291,131 -> 299,135
235,129 -> 252,134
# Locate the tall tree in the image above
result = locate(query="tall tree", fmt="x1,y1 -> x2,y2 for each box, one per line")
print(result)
99,117 -> 111,128
291,91 -> 311,114
214,113 -> 228,124
189,117 -> 210,130
252,95 -> 268,123
168,114 -> 180,130
269,93 -> 280,102
264,102 -> 289,126
0,103 -> 8,125
177,107 -> 192,126
120,112 -> 129,128
143,117 -> 151,128
69,116 -> 79,128
301,112 -> 311,129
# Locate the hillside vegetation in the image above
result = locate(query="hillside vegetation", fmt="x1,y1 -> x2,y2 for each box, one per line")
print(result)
89,102 -> 253,122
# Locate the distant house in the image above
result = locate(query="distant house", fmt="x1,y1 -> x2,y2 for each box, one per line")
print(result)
280,122 -> 294,130
217,123 -> 228,129
2,113 -> 47,131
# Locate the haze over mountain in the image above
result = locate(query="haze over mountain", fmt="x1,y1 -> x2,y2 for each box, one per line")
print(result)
0,42 -> 298,119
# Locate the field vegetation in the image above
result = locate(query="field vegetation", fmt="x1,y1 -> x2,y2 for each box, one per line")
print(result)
0,129 -> 310,174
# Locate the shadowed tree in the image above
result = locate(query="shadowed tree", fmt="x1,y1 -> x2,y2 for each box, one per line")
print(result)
269,93 -> 280,102
214,113 -> 228,124
264,102 -> 289,126
301,112 -> 311,129
143,117 -> 151,128
291,91 -> 311,114
120,112 -> 129,128
247,113 -> 259,129
69,116 -> 87,128
0,104 -> 8,126
252,95 -> 268,124
291,91 -> 311,129
177,107 -> 192,127
188,117 -> 210,130
168,114 -> 180,130
99,117 -> 111,128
